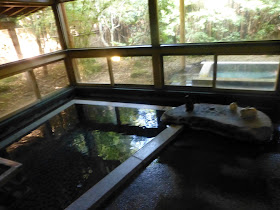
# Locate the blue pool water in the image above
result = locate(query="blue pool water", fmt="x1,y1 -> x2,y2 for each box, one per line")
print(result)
217,71 -> 276,79
216,63 -> 278,79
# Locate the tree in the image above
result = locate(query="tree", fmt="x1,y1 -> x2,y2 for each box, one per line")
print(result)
158,0 -> 280,44
64,0 -> 151,47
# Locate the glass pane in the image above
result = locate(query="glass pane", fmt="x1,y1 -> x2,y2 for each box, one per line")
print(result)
112,57 -> 153,85
158,0 -> 280,44
63,0 -> 151,48
216,55 -> 280,91
164,55 -> 214,86
75,58 -> 110,84
0,73 -> 36,119
33,61 -> 69,97
0,7 -> 61,65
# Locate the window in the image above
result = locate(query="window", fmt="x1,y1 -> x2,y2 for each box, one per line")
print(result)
0,6 -> 61,65
216,55 -> 280,91
112,57 -> 153,85
75,58 -> 110,84
0,73 -> 37,119
33,61 -> 70,96
158,0 -> 280,44
63,0 -> 151,48
164,55 -> 214,86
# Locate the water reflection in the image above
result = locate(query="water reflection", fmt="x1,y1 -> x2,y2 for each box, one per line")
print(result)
1,103 -> 165,209
118,107 -> 159,128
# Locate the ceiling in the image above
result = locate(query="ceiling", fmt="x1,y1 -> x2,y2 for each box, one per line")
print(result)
0,5 -> 46,18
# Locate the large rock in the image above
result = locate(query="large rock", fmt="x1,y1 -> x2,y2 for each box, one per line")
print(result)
161,103 -> 273,143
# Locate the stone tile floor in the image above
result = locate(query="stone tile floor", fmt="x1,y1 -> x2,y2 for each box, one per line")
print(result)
101,128 -> 280,210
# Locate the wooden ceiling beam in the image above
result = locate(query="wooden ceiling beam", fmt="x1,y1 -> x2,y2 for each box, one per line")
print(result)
0,4 -> 44,7
9,7 -> 26,16
0,0 -> 53,6
21,6 -> 43,16
0,6 -> 13,14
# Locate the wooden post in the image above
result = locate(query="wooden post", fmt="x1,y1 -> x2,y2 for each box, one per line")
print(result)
149,0 -> 164,88
180,0 -> 186,71
115,107 -> 121,125
27,69 -> 42,100
275,58 -> 280,92
107,57 -> 115,86
53,3 -> 79,84
212,55 -> 218,88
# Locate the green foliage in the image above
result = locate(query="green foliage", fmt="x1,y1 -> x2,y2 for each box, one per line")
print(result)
188,32 -> 216,43
71,134 -> 89,155
0,85 -> 10,92
131,69 -> 149,78
93,130 -> 132,162
119,107 -> 138,124
79,58 -> 103,77
17,7 -> 60,50
158,0 -> 280,44
64,0 -> 150,47
84,105 -> 117,124
0,75 -> 19,92
158,0 -> 179,43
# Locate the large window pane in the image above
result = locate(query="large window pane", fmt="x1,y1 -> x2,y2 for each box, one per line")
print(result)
33,61 -> 70,97
64,0 -> 151,48
112,57 -> 153,85
216,55 -> 280,91
158,0 -> 280,44
0,73 -> 37,119
75,58 -> 110,84
0,7 -> 61,65
164,55 -> 214,86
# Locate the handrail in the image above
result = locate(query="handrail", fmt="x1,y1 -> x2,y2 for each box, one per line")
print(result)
0,50 -> 66,79
67,41 -> 280,58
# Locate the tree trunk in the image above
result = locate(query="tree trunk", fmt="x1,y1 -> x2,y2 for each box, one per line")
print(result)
30,15 -> 48,76
208,21 -> 212,37
98,21 -> 109,47
7,27 -> 23,59
240,11 -> 245,39
7,26 -> 31,84
36,32 -> 48,76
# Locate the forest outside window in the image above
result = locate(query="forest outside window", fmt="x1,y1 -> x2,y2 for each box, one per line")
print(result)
33,60 -> 70,96
75,58 -> 110,84
112,57 -> 153,85
0,72 -> 37,119
63,0 -> 151,48
158,0 -> 280,44
0,6 -> 61,65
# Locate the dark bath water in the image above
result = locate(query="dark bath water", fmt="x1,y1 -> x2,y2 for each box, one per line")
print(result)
0,102 -> 165,209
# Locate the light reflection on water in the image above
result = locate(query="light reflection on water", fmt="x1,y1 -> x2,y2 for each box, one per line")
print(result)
2,103 -> 165,209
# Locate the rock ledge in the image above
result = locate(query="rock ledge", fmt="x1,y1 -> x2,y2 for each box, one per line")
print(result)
161,103 -> 273,143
